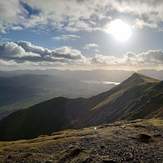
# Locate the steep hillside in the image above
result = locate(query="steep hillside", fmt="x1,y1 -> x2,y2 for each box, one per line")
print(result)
0,97 -> 89,140
0,73 -> 162,140
0,119 -> 163,163
86,73 -> 162,125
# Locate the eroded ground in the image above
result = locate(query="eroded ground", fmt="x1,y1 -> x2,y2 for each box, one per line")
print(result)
0,119 -> 163,163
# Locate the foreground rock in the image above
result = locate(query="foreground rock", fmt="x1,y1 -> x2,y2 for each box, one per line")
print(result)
0,119 -> 163,163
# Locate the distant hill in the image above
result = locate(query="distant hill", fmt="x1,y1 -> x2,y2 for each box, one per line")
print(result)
1,69 -> 163,120
0,73 -> 163,140
0,73 -> 117,119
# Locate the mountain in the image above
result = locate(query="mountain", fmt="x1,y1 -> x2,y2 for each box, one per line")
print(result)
0,73 -> 163,140
0,119 -> 163,162
0,73 -> 117,120
0,74 -> 65,120
86,73 -> 162,125
1,69 -> 163,120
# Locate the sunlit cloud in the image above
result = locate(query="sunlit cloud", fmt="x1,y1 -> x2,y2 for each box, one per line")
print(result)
52,34 -> 80,41
0,41 -> 86,63
84,43 -> 99,50
1,0 -> 163,33
0,41 -> 163,70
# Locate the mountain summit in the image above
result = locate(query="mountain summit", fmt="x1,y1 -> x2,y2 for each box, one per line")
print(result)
123,72 -> 159,84
0,73 -> 162,140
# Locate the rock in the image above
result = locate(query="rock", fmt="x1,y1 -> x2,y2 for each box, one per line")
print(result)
68,144 -> 74,149
69,148 -> 82,157
6,155 -> 12,159
82,157 -> 93,163
45,160 -> 53,163
137,134 -> 152,143
153,133 -> 162,137
102,159 -> 117,163
24,152 -> 33,158
58,148 -> 83,163
124,152 -> 133,161
100,145 -> 105,149
101,157 -> 117,163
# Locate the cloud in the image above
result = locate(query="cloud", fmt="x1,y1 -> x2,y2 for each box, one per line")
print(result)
88,49 -> 163,71
0,42 -> 40,58
91,54 -> 122,65
0,0 -> 99,32
11,26 -> 23,31
0,41 -> 163,70
83,43 -> 100,53
134,19 -> 158,29
52,34 -> 80,41
126,50 -> 163,65
1,0 -> 163,33
84,43 -> 99,50
0,0 -> 26,32
0,41 -> 86,63
54,46 -> 85,60
91,50 -> 163,69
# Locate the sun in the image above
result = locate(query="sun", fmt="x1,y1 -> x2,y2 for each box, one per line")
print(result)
105,19 -> 132,42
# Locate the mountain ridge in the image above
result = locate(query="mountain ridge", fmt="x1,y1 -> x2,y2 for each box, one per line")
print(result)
0,73 -> 162,140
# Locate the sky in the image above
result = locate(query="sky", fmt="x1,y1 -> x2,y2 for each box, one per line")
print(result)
0,0 -> 163,71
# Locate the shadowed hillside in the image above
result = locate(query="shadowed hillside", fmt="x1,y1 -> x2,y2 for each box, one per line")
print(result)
0,72 -> 119,120
0,73 -> 163,140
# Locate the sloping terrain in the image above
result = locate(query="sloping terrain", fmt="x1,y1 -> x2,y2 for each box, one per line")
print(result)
0,119 -> 163,163
0,73 -> 163,140
86,73 -> 162,125
0,73 -> 116,120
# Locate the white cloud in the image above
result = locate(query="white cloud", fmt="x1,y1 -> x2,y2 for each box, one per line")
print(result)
0,41 -> 86,63
11,26 -> 23,31
134,19 -> 158,29
130,50 -> 163,64
52,34 -> 80,41
54,46 -> 85,60
84,43 -> 99,49
20,0 -> 163,31
1,0 -> 163,32
83,43 -> 100,53
91,50 -> 163,68
1,41 -> 163,70
0,0 -> 25,32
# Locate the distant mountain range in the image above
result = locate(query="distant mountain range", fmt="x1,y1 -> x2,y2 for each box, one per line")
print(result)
0,69 -> 163,119
0,73 -> 118,120
0,73 -> 162,140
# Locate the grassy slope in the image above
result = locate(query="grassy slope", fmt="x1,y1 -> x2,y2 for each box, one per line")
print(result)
85,73 -> 162,124
0,119 -> 163,162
